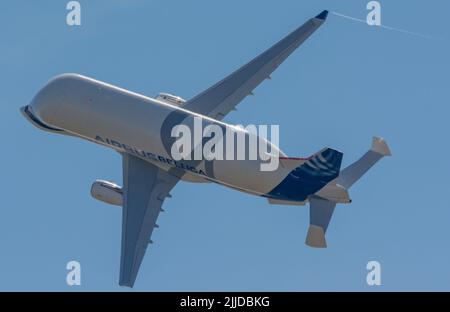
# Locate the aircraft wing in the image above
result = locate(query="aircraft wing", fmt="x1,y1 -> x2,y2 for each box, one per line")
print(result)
119,154 -> 178,287
182,10 -> 328,121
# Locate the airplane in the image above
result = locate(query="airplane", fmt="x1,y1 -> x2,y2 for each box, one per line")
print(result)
21,10 -> 391,287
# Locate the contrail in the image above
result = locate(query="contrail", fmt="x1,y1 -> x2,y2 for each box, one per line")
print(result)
331,11 -> 434,40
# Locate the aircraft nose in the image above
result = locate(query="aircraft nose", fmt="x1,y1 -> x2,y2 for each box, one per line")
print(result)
22,73 -> 86,130
25,75 -> 70,125
28,93 -> 56,123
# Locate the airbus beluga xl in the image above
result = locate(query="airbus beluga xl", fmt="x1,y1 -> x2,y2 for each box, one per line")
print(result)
21,10 -> 391,287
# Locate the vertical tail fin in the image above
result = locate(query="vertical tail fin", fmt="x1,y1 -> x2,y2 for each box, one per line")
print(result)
336,137 -> 391,189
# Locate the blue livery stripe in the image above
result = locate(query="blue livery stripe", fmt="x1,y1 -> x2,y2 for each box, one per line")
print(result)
266,148 -> 343,202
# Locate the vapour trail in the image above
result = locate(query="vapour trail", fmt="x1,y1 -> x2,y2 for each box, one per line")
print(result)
331,11 -> 434,40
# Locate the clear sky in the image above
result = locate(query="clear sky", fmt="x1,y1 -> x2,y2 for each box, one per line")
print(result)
1,0 -> 449,291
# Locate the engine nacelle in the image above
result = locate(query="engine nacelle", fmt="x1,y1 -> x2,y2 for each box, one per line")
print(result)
155,92 -> 186,106
90,179 -> 123,206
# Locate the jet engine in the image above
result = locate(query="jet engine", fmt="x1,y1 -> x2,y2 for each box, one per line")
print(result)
90,179 -> 123,206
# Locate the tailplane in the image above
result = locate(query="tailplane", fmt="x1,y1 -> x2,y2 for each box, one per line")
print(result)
306,137 -> 391,248
336,137 -> 391,189
306,196 -> 336,248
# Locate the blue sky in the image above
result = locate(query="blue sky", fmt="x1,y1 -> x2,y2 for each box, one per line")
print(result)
1,0 -> 449,291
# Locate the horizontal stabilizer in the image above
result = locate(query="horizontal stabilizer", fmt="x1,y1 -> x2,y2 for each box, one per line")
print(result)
306,196 -> 336,248
371,137 -> 392,156
336,137 -> 391,189
306,225 -> 327,248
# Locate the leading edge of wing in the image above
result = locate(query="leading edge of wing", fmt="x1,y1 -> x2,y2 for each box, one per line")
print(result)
119,154 -> 179,287
182,10 -> 328,120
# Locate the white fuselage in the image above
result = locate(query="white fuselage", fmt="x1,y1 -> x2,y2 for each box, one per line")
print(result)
27,74 -> 294,197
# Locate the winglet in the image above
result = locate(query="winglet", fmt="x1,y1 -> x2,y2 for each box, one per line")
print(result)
315,10 -> 329,21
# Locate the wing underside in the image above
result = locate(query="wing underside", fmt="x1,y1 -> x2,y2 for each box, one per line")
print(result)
119,154 -> 178,287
